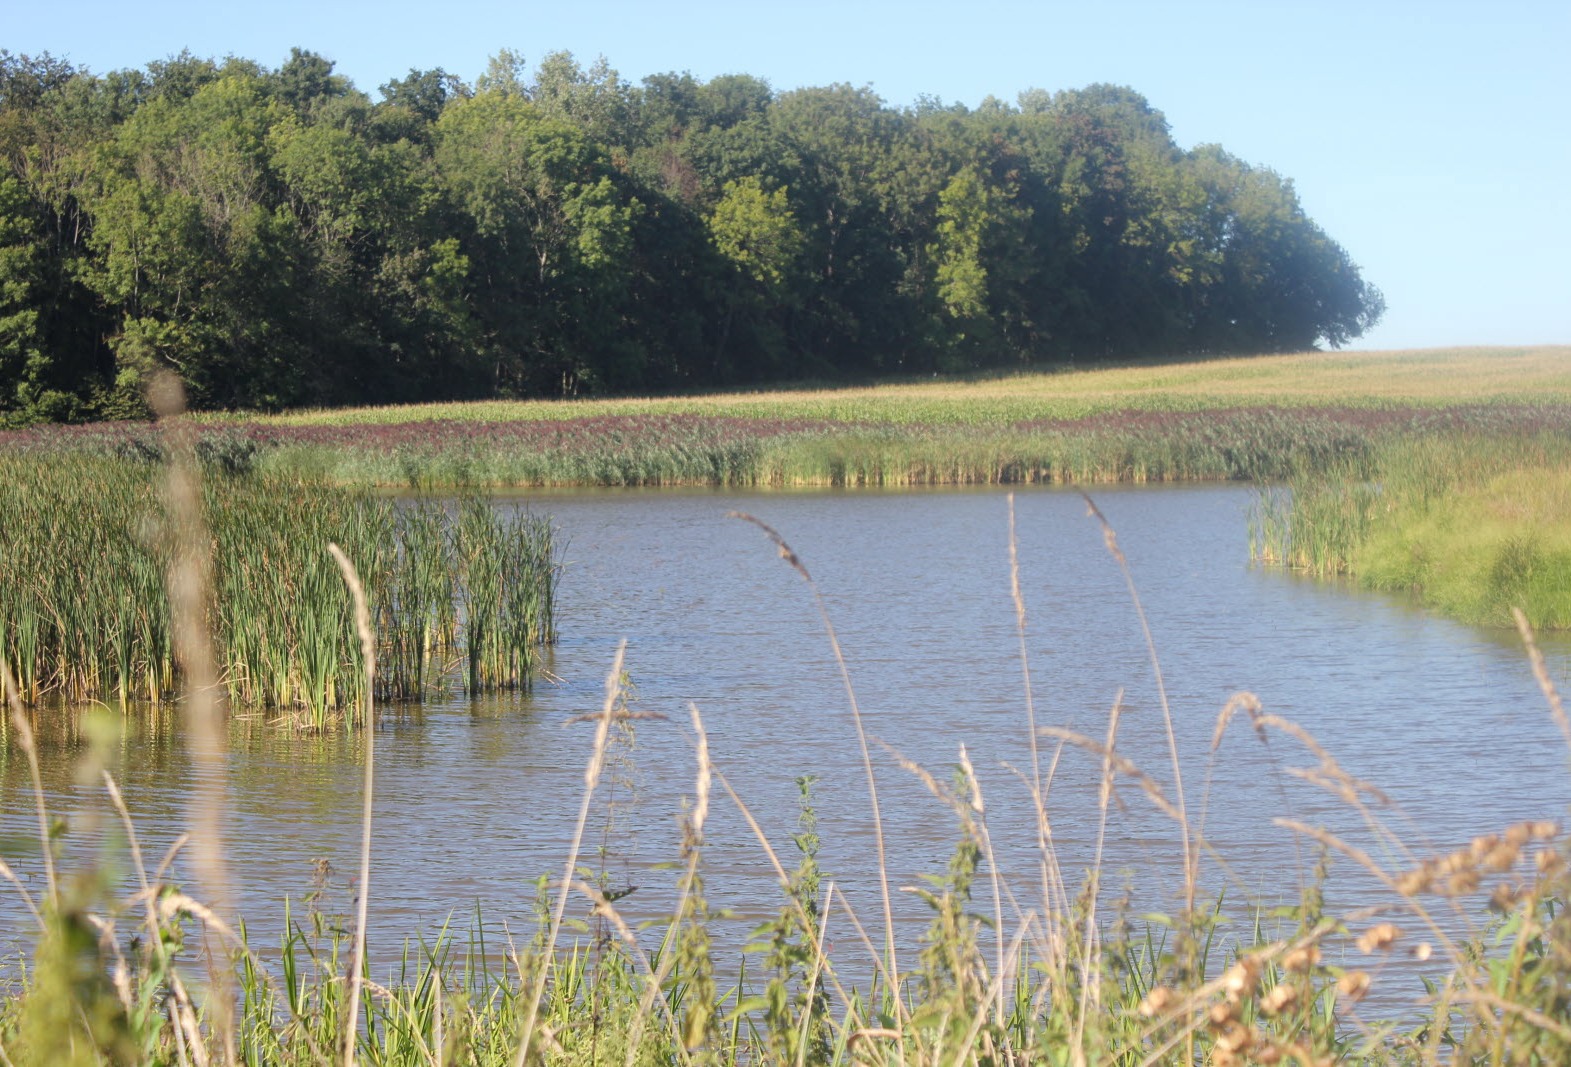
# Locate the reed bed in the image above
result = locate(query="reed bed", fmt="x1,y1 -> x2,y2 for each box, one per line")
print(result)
1251,432 -> 1571,629
7,404 -> 1571,490
0,454 -> 557,726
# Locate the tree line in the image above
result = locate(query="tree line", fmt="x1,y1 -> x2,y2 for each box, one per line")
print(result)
0,47 -> 1384,421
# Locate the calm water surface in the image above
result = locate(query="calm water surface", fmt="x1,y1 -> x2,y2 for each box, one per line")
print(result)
4,485 -> 1569,1000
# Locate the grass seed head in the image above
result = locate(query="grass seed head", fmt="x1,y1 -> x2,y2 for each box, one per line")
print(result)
1138,985 -> 1175,1018
1222,955 -> 1263,1001
1337,970 -> 1371,1003
1396,866 -> 1434,896
1490,882 -> 1525,912
1261,982 -> 1299,1016
1282,944 -> 1321,973
1482,842 -> 1521,872
1214,1021 -> 1255,1054
1447,867 -> 1482,895
1355,923 -> 1401,953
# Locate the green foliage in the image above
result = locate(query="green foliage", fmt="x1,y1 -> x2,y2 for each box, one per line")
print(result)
744,776 -> 831,1066
707,176 -> 801,291
1254,433 -> 1571,629
0,48 -> 1384,422
0,454 -> 558,724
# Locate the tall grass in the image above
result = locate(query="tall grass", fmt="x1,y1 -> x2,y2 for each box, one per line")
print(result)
0,454 -> 558,726
1251,432 -> 1571,629
13,405 -> 1571,490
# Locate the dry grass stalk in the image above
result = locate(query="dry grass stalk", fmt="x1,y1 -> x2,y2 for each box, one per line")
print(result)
958,744 -> 1010,1023
1271,816 -> 1472,997
150,370 -> 237,1064
711,769 -> 860,1020
564,878 -> 690,1067
1513,607 -> 1571,753
514,640 -> 626,1067
626,703 -> 714,1064
0,659 -> 54,910
103,771 -> 195,1067
328,542 -> 378,1067
1070,692 -> 1124,1067
1079,493 -> 1195,909
1006,494 -> 1078,995
730,511 -> 899,981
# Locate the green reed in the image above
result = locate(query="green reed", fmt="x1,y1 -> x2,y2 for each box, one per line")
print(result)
0,455 -> 558,725
1251,432 -> 1571,628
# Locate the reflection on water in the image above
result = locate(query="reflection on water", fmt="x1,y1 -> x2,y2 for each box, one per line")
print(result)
4,485 -> 1569,1012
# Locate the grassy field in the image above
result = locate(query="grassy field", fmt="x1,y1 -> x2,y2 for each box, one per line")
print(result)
4,347 -> 1569,492
237,346 -> 1571,428
1252,432 -> 1571,629
4,345 -> 1569,629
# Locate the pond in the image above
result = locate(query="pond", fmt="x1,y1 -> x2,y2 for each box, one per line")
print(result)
3,484 -> 1569,1006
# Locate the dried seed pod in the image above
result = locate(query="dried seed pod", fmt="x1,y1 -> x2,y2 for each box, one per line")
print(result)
1355,923 -> 1401,953
1282,944 -> 1321,973
1261,982 -> 1299,1016
1138,986 -> 1174,1018
1505,822 -> 1533,848
1440,850 -> 1472,875
1222,956 -> 1263,1001
1396,867 -> 1433,896
1447,867 -> 1482,895
1531,820 -> 1559,841
1483,843 -> 1521,872
1337,970 -> 1371,1003
1214,1021 -> 1255,1053
1208,1000 -> 1236,1028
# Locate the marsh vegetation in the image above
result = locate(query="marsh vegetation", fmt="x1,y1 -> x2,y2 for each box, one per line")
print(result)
0,454 -> 557,728
3,492 -> 1571,1066
1,349 -> 1570,1063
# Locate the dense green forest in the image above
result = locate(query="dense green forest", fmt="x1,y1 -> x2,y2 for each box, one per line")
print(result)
0,47 -> 1384,422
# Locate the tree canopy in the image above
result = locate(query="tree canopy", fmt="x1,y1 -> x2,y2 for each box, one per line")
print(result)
0,48 -> 1384,421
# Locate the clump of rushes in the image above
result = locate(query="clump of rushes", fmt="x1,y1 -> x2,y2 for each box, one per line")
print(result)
1252,432 -> 1571,628
0,454 -> 558,726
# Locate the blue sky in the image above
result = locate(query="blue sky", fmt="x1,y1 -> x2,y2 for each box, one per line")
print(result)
9,0 -> 1568,351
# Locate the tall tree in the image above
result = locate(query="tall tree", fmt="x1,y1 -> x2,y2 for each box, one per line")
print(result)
706,176 -> 803,378
435,89 -> 642,394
